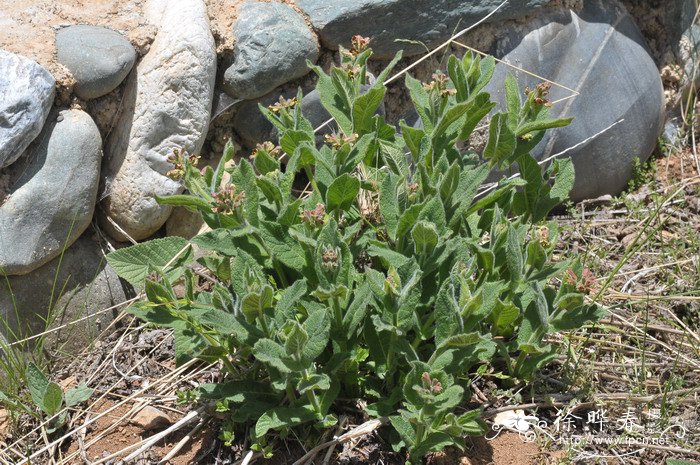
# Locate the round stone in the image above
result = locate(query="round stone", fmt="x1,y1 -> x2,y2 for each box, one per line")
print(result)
222,2 -> 319,100
0,50 -> 55,168
56,25 -> 137,100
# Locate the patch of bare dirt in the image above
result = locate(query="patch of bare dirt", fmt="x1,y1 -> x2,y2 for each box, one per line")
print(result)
657,144 -> 700,187
0,0 -> 243,104
427,433 -> 542,465
62,398 -> 214,464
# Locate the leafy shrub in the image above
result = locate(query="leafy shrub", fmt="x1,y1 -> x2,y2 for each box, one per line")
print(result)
107,40 -> 603,463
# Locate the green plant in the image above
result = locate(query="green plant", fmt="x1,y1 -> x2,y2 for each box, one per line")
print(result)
0,362 -> 92,434
107,40 -> 603,463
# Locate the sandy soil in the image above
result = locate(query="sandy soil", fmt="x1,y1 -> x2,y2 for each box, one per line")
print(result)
0,0 -> 241,97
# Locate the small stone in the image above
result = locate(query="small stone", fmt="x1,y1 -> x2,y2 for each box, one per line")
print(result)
130,406 -> 172,431
222,2 -> 318,99
0,109 -> 103,275
166,206 -> 210,240
0,50 -> 55,168
56,25 -> 137,100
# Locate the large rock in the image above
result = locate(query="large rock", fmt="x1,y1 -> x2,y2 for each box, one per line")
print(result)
99,0 -> 216,242
296,0 -> 552,59
0,109 -> 102,275
0,50 -> 55,168
0,234 -> 128,353
484,0 -> 664,201
56,25 -> 137,100
222,2 -> 318,100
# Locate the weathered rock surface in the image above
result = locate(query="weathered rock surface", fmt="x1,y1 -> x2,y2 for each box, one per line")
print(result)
296,0 -> 552,59
56,25 -> 137,100
222,2 -> 318,100
130,405 -> 173,431
0,234 -> 128,353
99,0 -> 216,242
0,50 -> 55,168
484,0 -> 664,201
0,109 -> 102,275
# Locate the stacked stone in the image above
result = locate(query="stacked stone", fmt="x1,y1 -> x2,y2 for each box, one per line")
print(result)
1,0 -> 691,346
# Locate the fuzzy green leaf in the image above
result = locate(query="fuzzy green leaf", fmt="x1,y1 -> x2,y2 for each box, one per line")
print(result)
550,304 -> 605,331
483,113 -> 516,169
191,226 -> 254,256
353,86 -> 386,134
285,322 -> 309,358
308,62 -> 353,133
64,384 -> 93,408
412,432 -> 457,460
258,220 -> 307,270
242,285 -> 274,321
275,279 -> 307,323
155,194 -> 212,210
280,130 -> 314,158
389,415 -> 416,447
237,159 -> 260,227
504,74 -> 521,128
343,282 -> 373,337
297,374 -> 331,395
255,406 -> 317,439
506,224 -> 524,284
106,237 -> 193,286
253,339 -> 291,374
26,362 -> 50,409
405,74 -> 434,133
303,309 -> 331,361
326,173 -> 360,212
42,382 -> 63,416
396,203 -> 425,240
516,117 -> 573,137
411,221 -> 439,254
380,173 -> 401,240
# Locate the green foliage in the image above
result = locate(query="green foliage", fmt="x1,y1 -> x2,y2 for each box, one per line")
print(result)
0,363 -> 93,434
108,44 -> 601,463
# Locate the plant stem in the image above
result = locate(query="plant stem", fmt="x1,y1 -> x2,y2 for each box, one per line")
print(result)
385,330 -> 398,383
412,313 -> 435,349
286,381 -> 297,403
330,295 -> 348,352
304,167 -> 320,194
303,370 -> 322,414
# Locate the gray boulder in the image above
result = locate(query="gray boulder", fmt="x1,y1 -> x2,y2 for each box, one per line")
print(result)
222,2 -> 318,99
0,50 -> 55,168
56,25 -> 137,100
0,109 -> 103,275
296,0 -> 552,59
0,234 -> 128,354
484,0 -> 664,201
99,0 -> 216,242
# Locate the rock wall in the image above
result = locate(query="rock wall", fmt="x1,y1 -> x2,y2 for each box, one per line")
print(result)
0,0 -> 693,344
